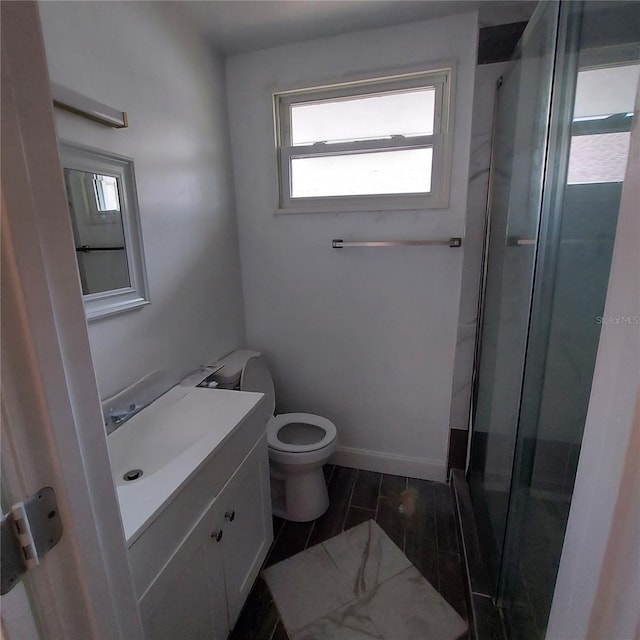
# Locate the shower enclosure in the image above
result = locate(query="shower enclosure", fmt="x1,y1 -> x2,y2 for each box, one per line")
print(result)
467,1 -> 639,638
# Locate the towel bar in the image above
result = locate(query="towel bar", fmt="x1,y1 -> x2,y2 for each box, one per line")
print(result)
332,237 -> 462,249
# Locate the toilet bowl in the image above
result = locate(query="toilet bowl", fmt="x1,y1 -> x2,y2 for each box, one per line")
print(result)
213,350 -> 338,522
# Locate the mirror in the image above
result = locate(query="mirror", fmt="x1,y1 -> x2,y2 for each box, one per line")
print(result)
60,142 -> 149,320
65,169 -> 130,294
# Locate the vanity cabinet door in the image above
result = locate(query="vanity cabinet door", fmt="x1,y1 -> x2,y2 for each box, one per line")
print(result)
138,436 -> 272,640
219,437 -> 273,627
139,508 -> 228,640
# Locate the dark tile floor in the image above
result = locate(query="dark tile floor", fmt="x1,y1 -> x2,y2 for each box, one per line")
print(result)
230,465 -> 469,640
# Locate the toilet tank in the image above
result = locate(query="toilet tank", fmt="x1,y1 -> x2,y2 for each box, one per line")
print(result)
212,350 -> 261,389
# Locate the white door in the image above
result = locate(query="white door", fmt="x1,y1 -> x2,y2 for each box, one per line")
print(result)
1,2 -> 142,638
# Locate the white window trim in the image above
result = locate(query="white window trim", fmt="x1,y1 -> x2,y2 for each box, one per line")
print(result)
274,67 -> 454,213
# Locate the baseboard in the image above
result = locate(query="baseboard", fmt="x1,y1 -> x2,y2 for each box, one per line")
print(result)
331,445 -> 447,483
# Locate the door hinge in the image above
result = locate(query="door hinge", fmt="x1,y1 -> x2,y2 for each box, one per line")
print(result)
1,487 -> 63,595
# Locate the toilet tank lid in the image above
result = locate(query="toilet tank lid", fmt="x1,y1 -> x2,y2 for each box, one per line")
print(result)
212,349 -> 261,385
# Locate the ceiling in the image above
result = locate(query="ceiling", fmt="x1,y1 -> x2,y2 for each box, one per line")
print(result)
171,1 -> 537,56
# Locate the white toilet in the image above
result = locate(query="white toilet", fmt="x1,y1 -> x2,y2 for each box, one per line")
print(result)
213,350 -> 338,522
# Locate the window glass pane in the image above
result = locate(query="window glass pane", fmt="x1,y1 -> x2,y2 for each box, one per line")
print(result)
290,148 -> 433,197
291,89 -> 435,145
567,132 -> 630,184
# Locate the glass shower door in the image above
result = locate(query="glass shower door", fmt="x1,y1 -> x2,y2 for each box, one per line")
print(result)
469,1 -> 639,638
498,2 -> 639,638
467,0 -> 560,595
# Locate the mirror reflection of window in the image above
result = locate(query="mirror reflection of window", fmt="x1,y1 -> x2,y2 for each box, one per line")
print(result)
64,168 -> 131,295
567,63 -> 639,184
93,174 -> 120,213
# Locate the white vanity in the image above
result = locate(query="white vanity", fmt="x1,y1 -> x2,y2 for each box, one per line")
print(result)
108,385 -> 273,639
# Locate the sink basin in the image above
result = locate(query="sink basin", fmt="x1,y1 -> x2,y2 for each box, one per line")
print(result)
107,385 -> 265,542
108,386 -> 203,485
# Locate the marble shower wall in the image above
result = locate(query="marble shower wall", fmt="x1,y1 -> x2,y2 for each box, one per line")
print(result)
448,62 -> 508,438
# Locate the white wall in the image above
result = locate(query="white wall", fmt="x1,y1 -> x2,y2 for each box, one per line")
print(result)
226,13 -> 477,480
38,1 -> 246,399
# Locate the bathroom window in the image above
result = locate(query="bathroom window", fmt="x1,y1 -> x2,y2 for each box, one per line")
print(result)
275,68 -> 453,212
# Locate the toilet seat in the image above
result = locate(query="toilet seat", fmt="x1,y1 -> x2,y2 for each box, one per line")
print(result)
242,356 -> 337,453
267,413 -> 337,453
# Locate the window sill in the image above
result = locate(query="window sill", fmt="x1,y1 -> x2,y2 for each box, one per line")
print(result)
86,295 -> 149,321
276,195 -> 450,215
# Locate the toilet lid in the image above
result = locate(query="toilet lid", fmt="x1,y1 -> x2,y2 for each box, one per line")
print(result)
267,413 -> 337,453
240,356 -> 276,416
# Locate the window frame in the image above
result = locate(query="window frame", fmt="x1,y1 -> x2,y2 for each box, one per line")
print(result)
274,68 -> 454,213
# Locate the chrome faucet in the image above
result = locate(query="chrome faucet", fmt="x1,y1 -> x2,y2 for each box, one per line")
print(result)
106,403 -> 138,434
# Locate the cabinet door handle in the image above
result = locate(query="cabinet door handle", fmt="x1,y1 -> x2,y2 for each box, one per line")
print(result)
210,529 -> 223,542
224,510 -> 236,522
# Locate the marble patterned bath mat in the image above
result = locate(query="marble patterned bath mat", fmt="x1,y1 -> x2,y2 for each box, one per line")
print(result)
262,520 -> 468,640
